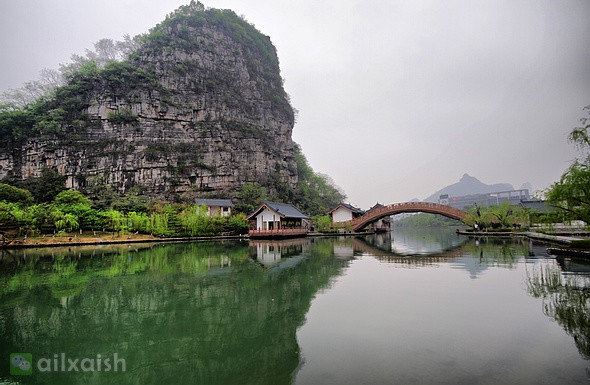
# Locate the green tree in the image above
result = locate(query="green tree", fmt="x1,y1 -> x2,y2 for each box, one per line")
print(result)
546,106 -> 590,223
292,145 -> 345,216
19,167 -> 66,202
111,188 -> 149,213
26,204 -> 53,231
54,189 -> 92,206
546,162 -> 590,223
312,215 -> 333,232
0,201 -> 30,230
127,211 -> 150,233
568,105 -> 590,149
235,182 -> 267,214
0,183 -> 33,204
225,213 -> 249,234
101,210 -> 127,233
83,175 -> 117,210
464,203 -> 528,229
178,205 -> 212,236
54,213 -> 79,232
53,189 -> 102,230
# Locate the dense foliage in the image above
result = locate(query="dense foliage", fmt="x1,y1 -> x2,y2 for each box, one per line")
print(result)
0,1 -> 345,218
393,213 -> 462,227
0,187 -> 248,237
311,215 -> 338,232
234,182 -> 268,214
463,202 -> 529,230
290,145 -> 346,216
229,146 -> 346,217
546,106 -> 590,223
7,168 -> 67,203
546,162 -> 590,223
0,183 -> 33,204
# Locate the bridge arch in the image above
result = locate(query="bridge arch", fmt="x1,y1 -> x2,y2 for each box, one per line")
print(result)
349,202 -> 467,232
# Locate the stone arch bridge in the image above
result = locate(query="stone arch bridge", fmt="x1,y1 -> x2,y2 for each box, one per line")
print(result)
349,202 -> 468,232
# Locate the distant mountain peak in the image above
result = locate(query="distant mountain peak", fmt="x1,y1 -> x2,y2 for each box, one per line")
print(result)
460,173 -> 477,182
424,174 -> 514,202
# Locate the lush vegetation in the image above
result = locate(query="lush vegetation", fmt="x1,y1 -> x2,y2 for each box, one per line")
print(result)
463,202 -> 529,231
229,145 -> 346,217
546,106 -> 590,224
0,186 -> 248,239
290,144 -> 346,216
234,182 -> 268,214
311,215 -> 334,232
0,183 -> 33,205
106,108 -> 138,124
393,213 -> 462,227
0,1 -> 345,221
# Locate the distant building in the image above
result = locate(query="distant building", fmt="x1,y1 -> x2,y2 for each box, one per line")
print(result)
329,203 -> 364,223
195,198 -> 233,216
366,203 -> 392,232
248,201 -> 310,232
439,189 -> 530,209
520,199 -> 555,213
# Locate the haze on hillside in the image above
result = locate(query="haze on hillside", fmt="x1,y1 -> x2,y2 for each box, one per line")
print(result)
423,174 -> 514,203
1,0 -> 589,208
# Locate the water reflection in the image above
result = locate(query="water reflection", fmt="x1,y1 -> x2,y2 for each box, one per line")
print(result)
250,239 -> 310,267
0,239 -> 350,385
358,228 -> 530,278
366,226 -> 466,255
526,256 -> 590,359
0,232 -> 589,384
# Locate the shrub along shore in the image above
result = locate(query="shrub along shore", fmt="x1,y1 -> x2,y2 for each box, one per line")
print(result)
0,183 -> 250,246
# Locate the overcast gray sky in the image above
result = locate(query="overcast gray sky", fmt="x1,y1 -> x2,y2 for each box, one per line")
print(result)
1,0 -> 589,208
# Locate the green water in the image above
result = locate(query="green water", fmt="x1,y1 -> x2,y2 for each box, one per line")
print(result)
1,228 -> 589,384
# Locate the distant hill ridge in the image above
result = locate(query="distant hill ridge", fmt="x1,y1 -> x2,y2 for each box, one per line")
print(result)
423,174 -> 515,203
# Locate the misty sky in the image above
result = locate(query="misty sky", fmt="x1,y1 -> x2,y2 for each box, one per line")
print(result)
1,0 -> 589,208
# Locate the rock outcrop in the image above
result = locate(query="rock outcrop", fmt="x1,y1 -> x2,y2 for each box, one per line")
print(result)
0,2 -> 298,199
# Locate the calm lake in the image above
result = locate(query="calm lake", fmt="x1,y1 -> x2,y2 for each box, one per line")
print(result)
1,227 -> 589,384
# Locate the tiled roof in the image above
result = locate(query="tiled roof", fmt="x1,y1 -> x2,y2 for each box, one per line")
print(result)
195,198 -> 234,207
329,202 -> 364,214
367,202 -> 384,212
248,201 -> 309,219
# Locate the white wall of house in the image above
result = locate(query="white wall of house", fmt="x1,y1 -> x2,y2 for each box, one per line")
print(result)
332,206 -> 353,223
255,243 -> 282,266
206,205 -> 231,217
255,208 -> 282,230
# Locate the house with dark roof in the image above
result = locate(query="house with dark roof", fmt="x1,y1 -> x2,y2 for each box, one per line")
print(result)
247,201 -> 310,238
329,203 -> 365,223
366,202 -> 392,232
195,198 -> 234,217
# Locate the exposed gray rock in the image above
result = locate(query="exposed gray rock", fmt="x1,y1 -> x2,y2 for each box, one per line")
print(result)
0,6 -> 298,200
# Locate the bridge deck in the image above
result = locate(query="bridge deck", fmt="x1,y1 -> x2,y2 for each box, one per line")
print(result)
349,202 -> 467,231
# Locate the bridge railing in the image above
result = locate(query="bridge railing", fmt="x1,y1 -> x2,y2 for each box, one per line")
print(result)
347,202 -> 467,230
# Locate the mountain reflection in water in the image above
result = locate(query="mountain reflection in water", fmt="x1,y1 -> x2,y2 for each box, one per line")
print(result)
0,228 -> 588,384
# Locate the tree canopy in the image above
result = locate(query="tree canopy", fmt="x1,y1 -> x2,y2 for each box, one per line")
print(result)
546,106 -> 590,223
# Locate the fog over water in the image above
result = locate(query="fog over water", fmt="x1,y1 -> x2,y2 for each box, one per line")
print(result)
1,0 -> 589,207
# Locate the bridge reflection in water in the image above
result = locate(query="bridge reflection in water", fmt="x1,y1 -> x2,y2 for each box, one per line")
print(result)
0,233 -> 589,384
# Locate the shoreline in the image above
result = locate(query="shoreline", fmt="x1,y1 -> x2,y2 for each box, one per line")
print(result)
0,234 -> 250,250
5,229 -> 589,253
457,229 -> 585,246
0,231 -> 377,250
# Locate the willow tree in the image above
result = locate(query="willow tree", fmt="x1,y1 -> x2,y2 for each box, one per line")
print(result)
547,106 -> 590,223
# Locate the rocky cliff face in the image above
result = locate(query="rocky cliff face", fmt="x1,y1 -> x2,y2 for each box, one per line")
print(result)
0,3 -> 298,199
